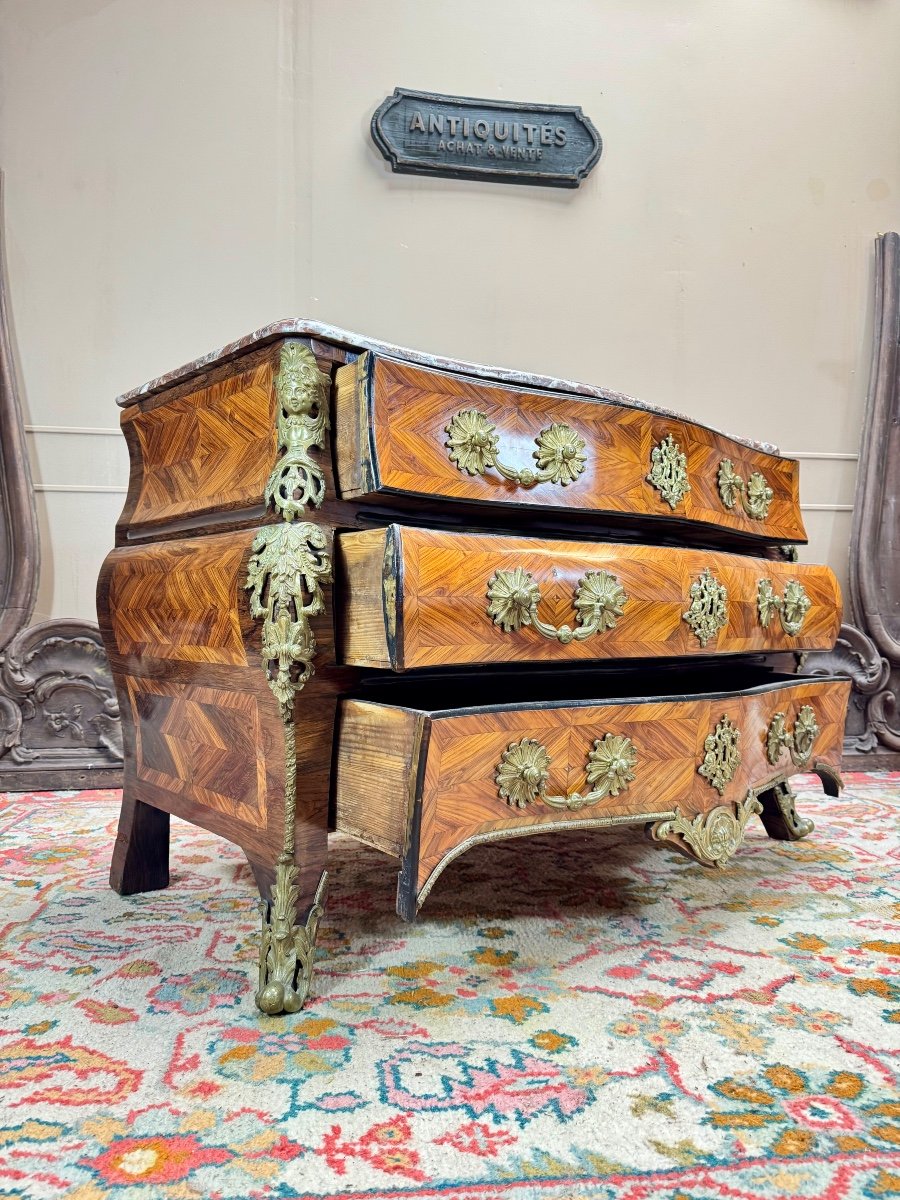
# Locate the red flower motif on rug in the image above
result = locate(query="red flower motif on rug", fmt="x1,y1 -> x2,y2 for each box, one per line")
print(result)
0,779 -> 898,1198
81,1134 -> 231,1186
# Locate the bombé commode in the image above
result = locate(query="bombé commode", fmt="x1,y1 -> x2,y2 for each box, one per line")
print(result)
97,320 -> 849,1015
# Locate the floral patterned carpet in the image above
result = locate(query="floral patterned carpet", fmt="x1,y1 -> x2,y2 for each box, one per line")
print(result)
0,776 -> 898,1200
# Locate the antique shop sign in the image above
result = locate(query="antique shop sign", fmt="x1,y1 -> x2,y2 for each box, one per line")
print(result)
371,89 -> 602,188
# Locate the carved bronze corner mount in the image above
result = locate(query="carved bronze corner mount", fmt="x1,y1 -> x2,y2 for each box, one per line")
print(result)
245,518 -> 332,1015
495,732 -> 638,811
766,705 -> 820,768
245,523 -> 332,720
445,409 -> 587,487
646,434 -> 690,509
757,578 -> 811,636
487,567 -> 627,644
256,866 -> 328,1015
650,792 -> 762,868
698,714 -> 742,794
717,459 -> 773,521
248,339 -> 334,1016
683,568 -> 728,648
264,341 -> 330,519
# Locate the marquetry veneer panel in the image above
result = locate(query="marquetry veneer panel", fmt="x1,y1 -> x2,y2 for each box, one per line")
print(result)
337,526 -> 841,670
334,676 -> 849,916
334,353 -> 806,543
118,354 -> 278,536
107,534 -> 253,666
130,678 -> 266,825
98,527 -> 305,867
98,324 -> 849,1016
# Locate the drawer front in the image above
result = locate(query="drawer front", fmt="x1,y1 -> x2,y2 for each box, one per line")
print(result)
337,526 -> 841,670
334,676 -> 849,915
334,352 -> 805,542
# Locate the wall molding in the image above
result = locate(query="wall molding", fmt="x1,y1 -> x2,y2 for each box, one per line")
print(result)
25,424 -> 120,436
33,484 -> 127,494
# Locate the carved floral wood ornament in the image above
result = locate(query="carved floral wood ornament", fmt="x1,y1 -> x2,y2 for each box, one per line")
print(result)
0,172 -> 123,788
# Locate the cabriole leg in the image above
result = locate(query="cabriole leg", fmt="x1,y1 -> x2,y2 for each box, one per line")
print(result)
757,781 -> 814,841
245,516 -> 333,1015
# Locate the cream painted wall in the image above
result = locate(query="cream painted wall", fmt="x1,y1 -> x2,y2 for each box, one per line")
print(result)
2,0 -> 899,622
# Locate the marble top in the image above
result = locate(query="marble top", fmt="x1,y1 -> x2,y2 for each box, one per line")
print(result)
116,318 -> 780,455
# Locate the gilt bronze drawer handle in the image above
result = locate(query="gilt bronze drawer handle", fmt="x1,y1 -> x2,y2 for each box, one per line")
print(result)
445,409 -> 587,487
757,578 -> 811,636
487,567 -> 628,644
496,733 -> 638,811
718,459 -> 774,520
766,705 -> 820,768
647,434 -> 690,509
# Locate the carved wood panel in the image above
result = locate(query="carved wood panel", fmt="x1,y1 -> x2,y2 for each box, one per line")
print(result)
0,173 -> 122,789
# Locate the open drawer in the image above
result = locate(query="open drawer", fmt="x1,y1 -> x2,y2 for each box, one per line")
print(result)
334,352 -> 806,543
336,525 -> 841,670
334,672 -> 849,920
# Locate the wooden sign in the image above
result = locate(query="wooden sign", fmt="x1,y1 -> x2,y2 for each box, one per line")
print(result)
371,88 -> 602,188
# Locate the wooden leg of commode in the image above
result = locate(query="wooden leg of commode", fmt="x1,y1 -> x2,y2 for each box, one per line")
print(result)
247,856 -> 275,903
109,791 -> 170,895
757,782 -> 814,841
253,685 -> 337,1016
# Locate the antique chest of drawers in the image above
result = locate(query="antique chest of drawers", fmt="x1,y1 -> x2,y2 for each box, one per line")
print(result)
98,320 -> 849,1015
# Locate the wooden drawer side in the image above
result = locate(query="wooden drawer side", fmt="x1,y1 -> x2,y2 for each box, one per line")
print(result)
334,699 -> 426,856
333,355 -> 376,498
337,527 -> 394,667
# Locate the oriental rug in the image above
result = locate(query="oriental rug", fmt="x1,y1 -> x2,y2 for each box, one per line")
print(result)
0,777 -> 898,1199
